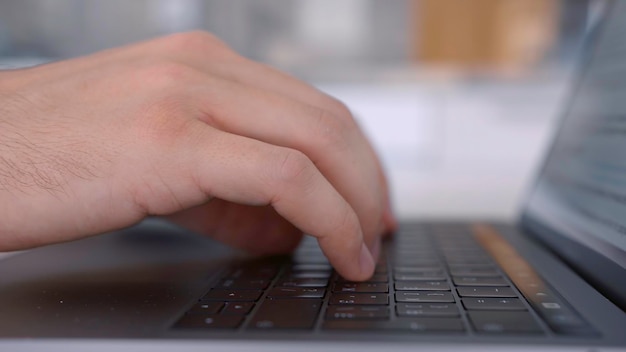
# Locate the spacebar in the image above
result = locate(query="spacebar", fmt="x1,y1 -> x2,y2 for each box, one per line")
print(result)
248,299 -> 322,329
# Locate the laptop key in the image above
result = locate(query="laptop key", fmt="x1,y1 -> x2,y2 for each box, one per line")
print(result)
329,293 -> 389,305
323,318 -> 465,332
457,286 -> 516,298
290,255 -> 330,264
276,278 -> 329,288
462,297 -> 526,310
249,299 -> 322,329
285,271 -> 332,279
216,278 -> 271,290
174,314 -> 244,329
186,302 -> 224,315
266,287 -> 326,299
468,311 -> 542,334
395,254 -> 438,261
393,259 -> 440,267
201,289 -> 262,302
445,258 -> 492,266
333,282 -> 389,293
394,266 -> 444,273
396,303 -> 460,317
452,276 -> 508,286
325,306 -> 389,320
337,274 -> 388,283
449,267 -> 500,277
394,272 -> 447,281
395,291 -> 455,303
221,302 -> 254,315
291,263 -> 332,271
395,281 -> 450,291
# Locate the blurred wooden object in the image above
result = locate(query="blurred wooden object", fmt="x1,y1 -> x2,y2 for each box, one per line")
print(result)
413,0 -> 561,72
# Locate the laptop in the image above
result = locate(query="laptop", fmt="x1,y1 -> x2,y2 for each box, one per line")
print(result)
1,2 -> 625,352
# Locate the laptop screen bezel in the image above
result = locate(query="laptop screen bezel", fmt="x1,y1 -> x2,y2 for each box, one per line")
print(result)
519,0 -> 626,311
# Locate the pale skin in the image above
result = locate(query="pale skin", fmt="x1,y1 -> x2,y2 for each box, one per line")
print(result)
0,31 -> 396,281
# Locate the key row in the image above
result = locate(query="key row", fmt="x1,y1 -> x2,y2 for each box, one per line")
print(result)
176,300 -> 542,334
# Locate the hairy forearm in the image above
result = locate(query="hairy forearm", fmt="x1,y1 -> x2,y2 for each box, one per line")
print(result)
0,78 -> 116,251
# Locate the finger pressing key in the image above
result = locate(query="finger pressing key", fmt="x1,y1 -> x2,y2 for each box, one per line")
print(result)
185,122 -> 375,281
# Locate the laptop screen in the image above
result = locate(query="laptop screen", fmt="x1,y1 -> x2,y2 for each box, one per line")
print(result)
523,0 -> 626,308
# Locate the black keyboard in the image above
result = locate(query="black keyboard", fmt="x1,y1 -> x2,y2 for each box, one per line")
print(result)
173,223 -> 597,336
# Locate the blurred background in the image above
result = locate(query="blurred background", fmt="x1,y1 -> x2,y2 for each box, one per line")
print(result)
0,0 -> 610,220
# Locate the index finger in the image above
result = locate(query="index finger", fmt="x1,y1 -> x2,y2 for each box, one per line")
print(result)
178,122 -> 376,281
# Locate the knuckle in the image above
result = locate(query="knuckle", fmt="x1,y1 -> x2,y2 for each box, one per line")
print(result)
134,96 -> 195,148
129,62 -> 200,148
149,93 -> 189,118
320,95 -> 357,126
327,97 -> 354,120
309,107 -> 351,151
138,61 -> 195,90
273,149 -> 315,186
163,31 -> 235,58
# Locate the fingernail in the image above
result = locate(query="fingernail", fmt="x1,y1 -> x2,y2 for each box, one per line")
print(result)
359,242 -> 375,278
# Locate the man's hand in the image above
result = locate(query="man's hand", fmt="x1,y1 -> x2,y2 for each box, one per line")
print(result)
0,32 -> 395,281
